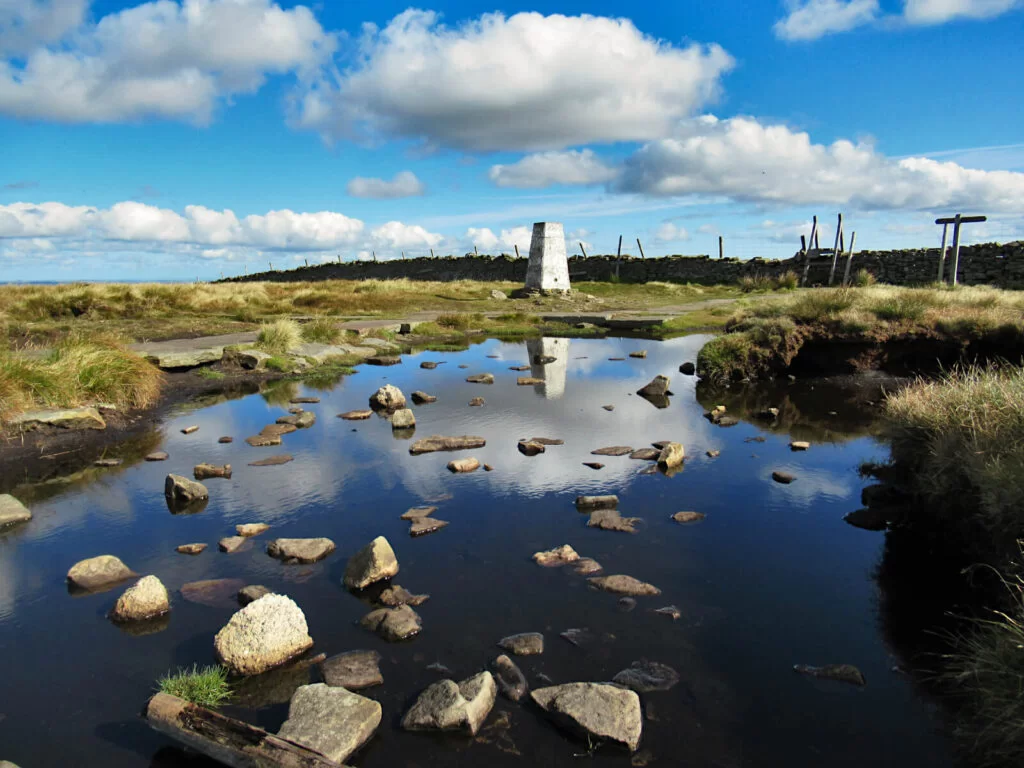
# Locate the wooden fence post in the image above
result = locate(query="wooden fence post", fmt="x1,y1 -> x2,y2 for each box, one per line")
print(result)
936,223 -> 949,283
514,244 -> 520,259
430,248 -> 435,258
718,235 -> 724,259
950,214 -> 963,286
842,231 -> 857,285
637,238 -> 645,259
615,235 -> 623,280
800,216 -> 817,287
828,212 -> 843,286
579,242 -> 587,257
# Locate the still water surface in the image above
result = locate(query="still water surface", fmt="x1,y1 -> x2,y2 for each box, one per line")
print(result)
0,335 -> 952,767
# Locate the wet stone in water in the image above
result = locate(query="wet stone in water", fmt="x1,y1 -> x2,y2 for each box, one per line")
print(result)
411,391 -> 437,404
629,448 -> 660,461
218,436 -> 233,444
237,523 -> 269,537
588,574 -> 661,596
176,543 -> 207,555
339,410 -> 372,420
238,585 -> 270,606
378,585 -> 430,607
588,509 -> 641,533
655,605 -> 682,620
583,462 -> 605,470
772,471 -> 796,484
145,451 -> 169,461
401,506 -> 438,520
591,446 -> 633,456
447,457 -> 481,473
493,654 -> 528,702
570,558 -> 603,576
360,605 -> 422,641
248,454 -> 294,467
498,632 -> 544,656
793,663 -> 866,686
575,494 -> 618,510
618,597 -> 637,612
518,440 -> 545,456
612,660 -> 680,693
533,544 -> 579,567
672,511 -> 706,524
180,578 -> 246,607
409,517 -> 449,536
469,397 -> 486,407
321,650 -> 384,690
267,538 -> 336,564
219,536 -> 248,554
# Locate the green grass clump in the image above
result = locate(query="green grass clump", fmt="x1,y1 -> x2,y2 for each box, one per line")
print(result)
786,288 -> 857,322
300,318 -> 340,344
256,319 -> 302,354
870,291 -> 932,322
264,356 -> 292,372
852,268 -> 876,287
157,665 -> 231,708
436,313 -> 485,330
195,367 -> 225,380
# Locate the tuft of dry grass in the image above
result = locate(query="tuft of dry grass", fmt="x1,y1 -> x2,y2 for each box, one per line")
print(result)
300,318 -> 340,344
256,319 -> 302,354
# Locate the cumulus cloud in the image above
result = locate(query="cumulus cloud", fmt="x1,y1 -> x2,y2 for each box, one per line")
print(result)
489,150 -> 618,188
655,222 -> 690,242
465,226 -> 533,254
903,0 -> 1022,23
346,171 -> 426,199
293,9 -> 733,151
615,115 -> 1024,212
370,221 -> 443,249
774,0 -> 879,40
0,200 -> 365,250
0,0 -> 335,123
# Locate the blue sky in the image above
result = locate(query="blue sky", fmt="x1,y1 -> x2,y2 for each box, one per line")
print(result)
1,0 -> 1022,281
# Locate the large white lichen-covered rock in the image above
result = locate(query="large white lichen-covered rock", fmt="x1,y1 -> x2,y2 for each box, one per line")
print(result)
369,384 -> 406,411
66,555 -> 136,591
214,594 -> 313,676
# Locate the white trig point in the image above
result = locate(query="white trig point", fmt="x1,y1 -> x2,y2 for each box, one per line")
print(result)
524,222 -> 570,294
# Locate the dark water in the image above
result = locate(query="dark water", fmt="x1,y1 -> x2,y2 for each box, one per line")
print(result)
0,336 -> 954,767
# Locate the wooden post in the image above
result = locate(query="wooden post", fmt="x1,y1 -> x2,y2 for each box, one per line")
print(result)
401,250 -> 405,260
800,235 -> 807,252
474,245 -> 478,255
828,213 -> 843,286
372,251 -> 376,262
800,216 -> 818,287
430,248 -> 435,258
842,231 -> 857,285
718,235 -> 724,259
144,693 -> 339,768
814,229 -> 820,250
514,244 -> 520,258
950,214 -> 963,286
637,238 -> 645,259
615,235 -> 623,280
937,222 -> 949,283
579,242 -> 587,257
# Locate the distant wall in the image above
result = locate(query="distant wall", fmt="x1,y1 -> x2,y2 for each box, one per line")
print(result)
221,242 -> 1024,288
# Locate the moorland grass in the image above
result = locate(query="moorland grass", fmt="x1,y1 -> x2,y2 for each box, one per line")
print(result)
256,319 -> 302,354
157,665 -> 231,708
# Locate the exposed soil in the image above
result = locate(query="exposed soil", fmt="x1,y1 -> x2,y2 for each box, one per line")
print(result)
0,364 -> 284,493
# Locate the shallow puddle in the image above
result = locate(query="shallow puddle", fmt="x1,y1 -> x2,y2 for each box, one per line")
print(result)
0,336 -> 953,767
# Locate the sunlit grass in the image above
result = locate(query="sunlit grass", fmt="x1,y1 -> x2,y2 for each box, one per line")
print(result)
157,665 -> 231,708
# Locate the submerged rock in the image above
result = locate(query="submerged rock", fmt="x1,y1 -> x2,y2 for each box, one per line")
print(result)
447,457 -> 481,473
214,594 -> 314,676
629,350 -> 647,359
588,575 -> 661,596
401,506 -> 438,520
67,555 -> 136,591
493,655 -> 528,702
145,451 -> 169,461
176,543 -> 207,555
402,672 -> 496,735
409,517 -> 449,536
468,397 -> 486,407
602,404 -> 615,411
613,661 -> 680,693
772,471 -> 796,484
570,558 -> 603,576
655,605 -> 682,620
338,409 -> 372,420
411,391 -> 437,404
267,538 -> 336,564
706,449 -> 720,458
591,446 -> 633,456
277,411 -> 316,429
466,373 -> 495,384
360,605 -> 422,641
321,650 -> 384,689
531,683 -> 642,752
498,632 -> 543,656
369,384 -> 406,411
629,448 -> 660,461
344,536 -> 399,589
367,355 -> 402,366
260,423 -> 297,438
672,511 -> 706,524
379,585 -> 430,607
218,436 -> 233,443
164,474 -> 209,504
517,440 -> 545,456
793,663 -> 866,686
588,509 -> 641,532
194,463 -> 231,480
844,508 -> 889,531
517,377 -> 545,385
420,361 -> 439,369
238,585 -> 270,606
575,494 -> 618,510
277,683 -> 382,763
248,454 -> 294,466
409,435 -> 486,454
180,578 -> 245,607
245,434 -> 281,447
0,495 -> 31,527
391,408 -> 416,429
637,375 -> 670,397
533,544 -> 580,567
111,575 -> 170,622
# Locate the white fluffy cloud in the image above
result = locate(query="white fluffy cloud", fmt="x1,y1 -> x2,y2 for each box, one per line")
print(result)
903,0 -> 1021,23
655,222 -> 690,242
0,0 -> 335,123
489,150 -> 618,188
465,226 -> 533,254
776,0 -> 1020,40
293,9 -> 733,151
773,0 -> 879,40
346,171 -> 426,199
0,200 -> 365,250
370,221 -> 443,249
615,115 -> 1024,212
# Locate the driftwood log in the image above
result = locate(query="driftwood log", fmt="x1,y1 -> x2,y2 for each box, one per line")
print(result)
144,692 -> 342,767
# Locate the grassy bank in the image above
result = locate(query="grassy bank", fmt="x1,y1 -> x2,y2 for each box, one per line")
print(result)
696,285 -> 1024,383
0,279 -> 738,348
879,367 -> 1024,766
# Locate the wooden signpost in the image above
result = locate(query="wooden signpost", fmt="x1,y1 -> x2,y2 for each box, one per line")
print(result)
935,214 -> 986,285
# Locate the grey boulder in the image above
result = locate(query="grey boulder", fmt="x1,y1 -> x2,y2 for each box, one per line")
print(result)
531,682 -> 642,752
401,672 -> 496,735
344,536 -> 398,589
0,495 -> 31,527
360,605 -> 422,641
277,683 -> 381,764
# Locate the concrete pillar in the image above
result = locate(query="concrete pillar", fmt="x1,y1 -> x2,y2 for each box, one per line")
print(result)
526,337 -> 569,399
524,222 -> 570,293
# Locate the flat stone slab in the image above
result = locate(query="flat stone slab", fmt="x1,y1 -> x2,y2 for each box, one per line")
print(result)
131,333 -> 256,368
277,683 -> 382,764
409,435 -> 487,454
339,410 -> 373,420
321,650 -> 384,690
67,555 -> 136,591
267,538 -> 336,564
531,683 -> 642,751
498,632 -> 544,656
588,575 -> 661,596
12,406 -> 106,430
0,494 -> 31,526
289,342 -> 375,362
591,446 -> 633,456
180,578 -> 246,607
249,454 -> 294,467
612,660 -> 680,693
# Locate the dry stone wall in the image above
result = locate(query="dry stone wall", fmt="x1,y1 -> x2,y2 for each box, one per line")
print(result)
221,242 -> 1024,288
